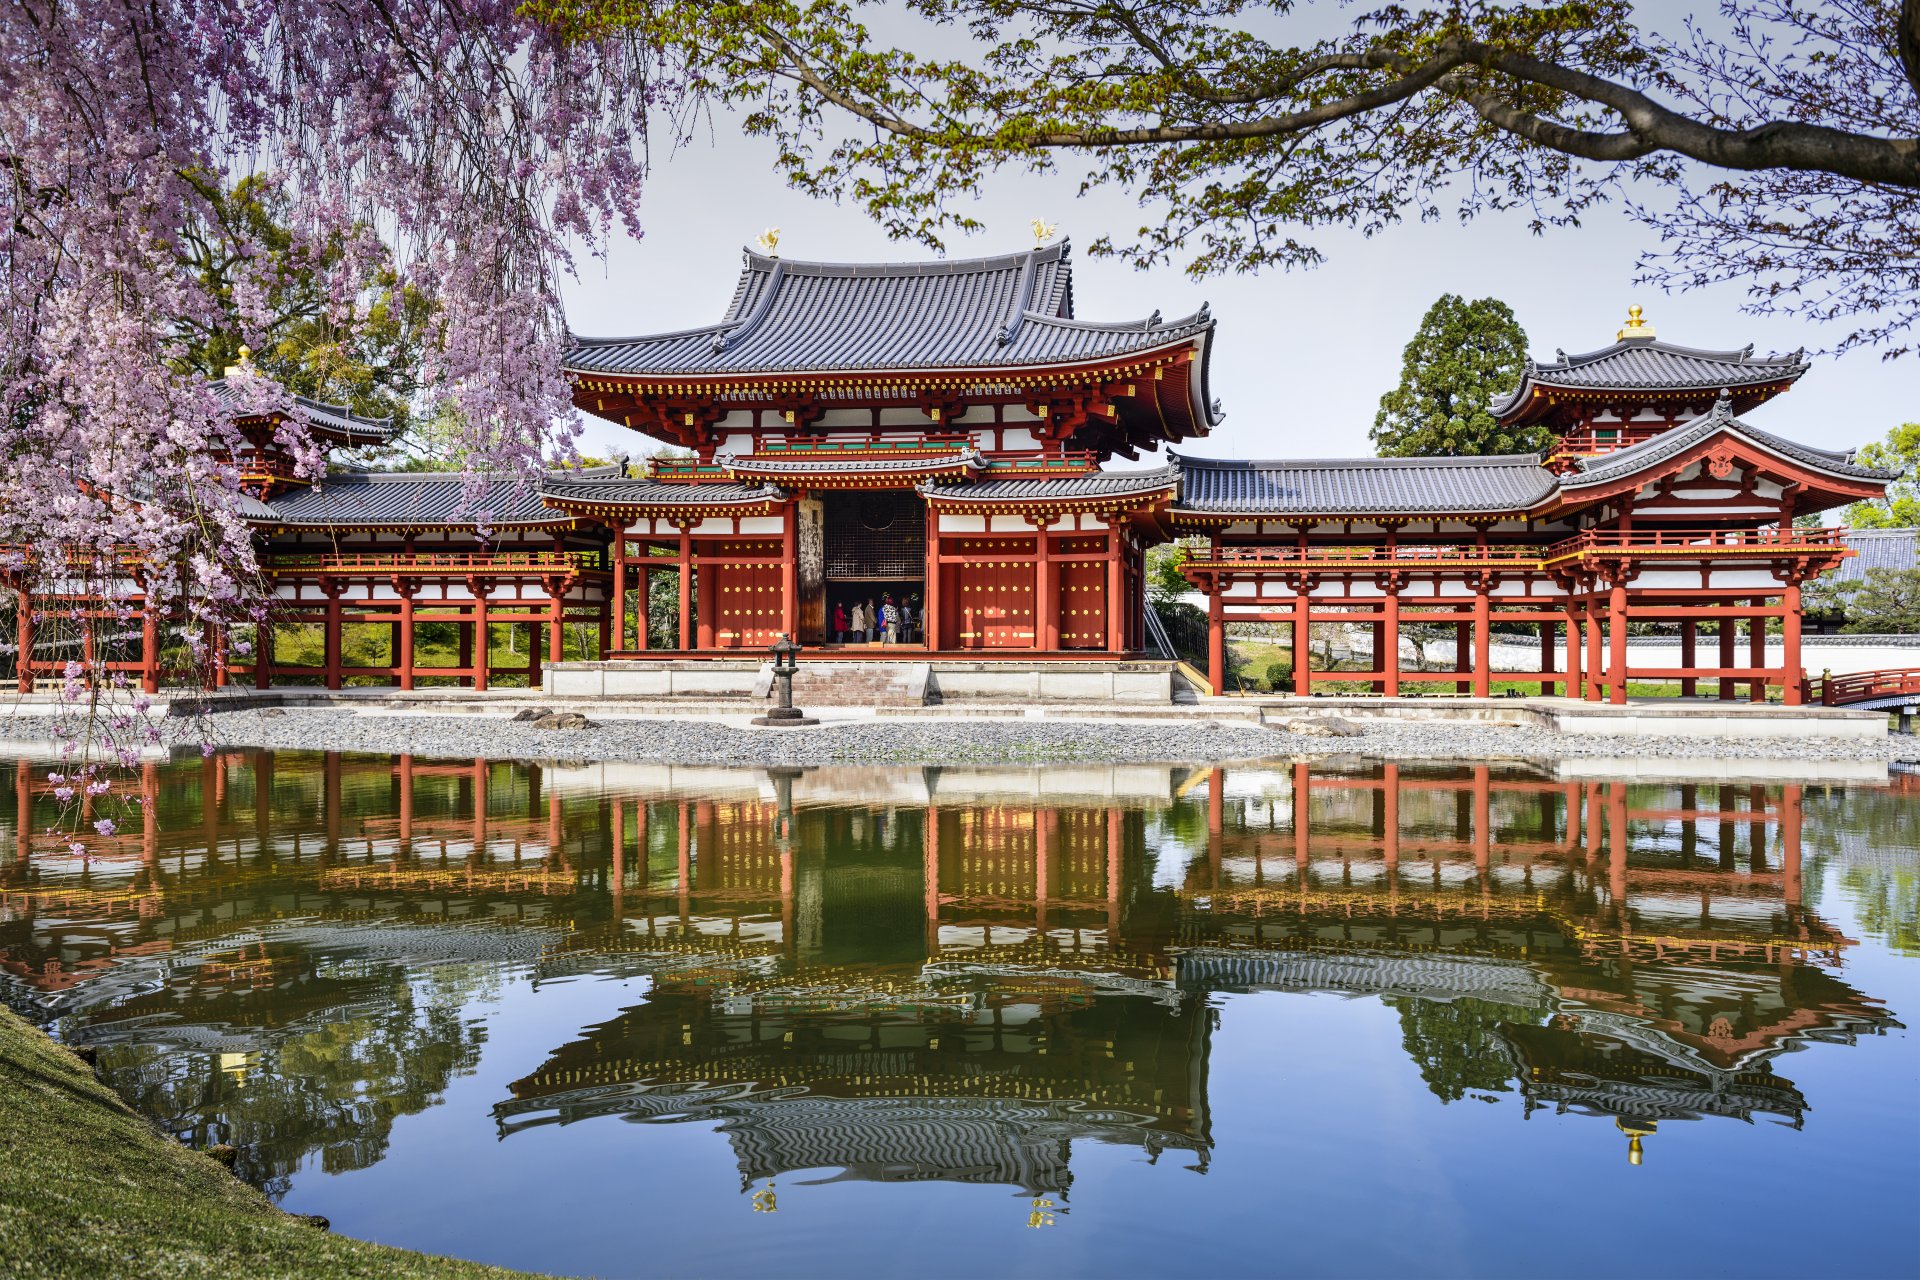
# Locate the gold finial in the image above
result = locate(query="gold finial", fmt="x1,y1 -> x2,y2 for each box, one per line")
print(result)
1031,217 -> 1059,246
1617,305 -> 1655,341
754,227 -> 781,257
1616,1117 -> 1657,1165
224,344 -> 254,378
1028,1197 -> 1057,1229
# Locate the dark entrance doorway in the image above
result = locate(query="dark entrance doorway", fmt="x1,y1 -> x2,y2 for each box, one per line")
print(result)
822,490 -> 926,647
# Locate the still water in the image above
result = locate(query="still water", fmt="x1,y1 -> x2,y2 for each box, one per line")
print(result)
3,751 -> 1915,1278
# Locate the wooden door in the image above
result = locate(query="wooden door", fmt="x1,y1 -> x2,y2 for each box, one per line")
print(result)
713,562 -> 782,650
1056,561 -> 1107,650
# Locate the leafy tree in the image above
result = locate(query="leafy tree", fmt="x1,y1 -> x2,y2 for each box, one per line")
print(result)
1145,541 -> 1197,607
607,0 -> 1920,354
1843,422 -> 1920,528
1373,295 -> 1541,457
1806,566 -> 1920,633
172,175 -> 433,441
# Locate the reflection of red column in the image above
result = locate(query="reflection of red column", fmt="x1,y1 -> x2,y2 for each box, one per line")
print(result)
1207,767 -> 1224,886
1106,808 -> 1123,937
1293,762 -> 1311,874
676,800 -> 691,924
1583,781 -> 1602,861
780,838 -> 794,952
13,759 -> 28,863
398,754 -> 414,850
140,762 -> 159,874
1382,764 -> 1400,883
1780,783 -> 1803,912
610,797 -> 626,919
1035,809 -> 1054,932
923,806 -> 940,952
1608,783 -> 1629,923
1472,764 -> 1490,886
471,759 -> 488,859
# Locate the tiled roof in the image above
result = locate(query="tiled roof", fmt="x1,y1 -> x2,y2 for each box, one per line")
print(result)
920,465 -> 1178,503
211,378 -> 397,442
1170,453 -> 1557,516
1563,397 -> 1893,488
1834,529 -> 1919,583
563,241 -> 1212,377
1491,337 -> 1807,418
539,477 -> 785,507
260,472 -> 572,527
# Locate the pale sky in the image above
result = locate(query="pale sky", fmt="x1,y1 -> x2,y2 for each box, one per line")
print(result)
559,83 -> 1913,469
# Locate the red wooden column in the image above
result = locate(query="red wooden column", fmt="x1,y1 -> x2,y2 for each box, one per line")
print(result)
254,613 -> 273,691
610,520 -> 628,652
140,607 -> 160,694
677,524 -> 694,650
1749,596 -> 1767,702
1106,524 -> 1126,654
1562,598 -> 1581,702
1453,622 -> 1470,694
1718,616 -> 1736,700
471,583 -> 491,692
1539,621 -> 1556,697
323,582 -> 344,691
1207,585 -> 1225,696
1381,587 -> 1400,697
527,612 -> 543,690
1584,599 -> 1603,702
780,500 -> 799,640
397,588 -> 416,690
1607,580 -> 1629,705
1471,577 -> 1492,698
1292,583 -> 1311,696
1033,519 -> 1052,651
923,507 -> 944,651
1679,620 -> 1698,697
1782,581 -> 1804,705
14,592 -> 30,693
547,589 -> 564,665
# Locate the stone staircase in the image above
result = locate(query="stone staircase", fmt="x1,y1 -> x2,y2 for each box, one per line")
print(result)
753,661 -> 930,707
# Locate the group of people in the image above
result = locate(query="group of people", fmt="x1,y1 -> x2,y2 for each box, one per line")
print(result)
833,593 -> 920,645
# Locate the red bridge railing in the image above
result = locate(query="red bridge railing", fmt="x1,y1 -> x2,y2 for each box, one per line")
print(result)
1807,668 -> 1920,707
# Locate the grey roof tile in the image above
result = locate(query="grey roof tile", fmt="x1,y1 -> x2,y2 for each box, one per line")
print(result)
211,379 -> 398,442
261,472 -> 572,528
1491,337 -> 1807,418
1834,529 -> 1918,583
922,465 -> 1178,502
1170,453 -> 1557,516
564,241 -> 1211,377
539,478 -> 785,507
1564,396 -> 1893,487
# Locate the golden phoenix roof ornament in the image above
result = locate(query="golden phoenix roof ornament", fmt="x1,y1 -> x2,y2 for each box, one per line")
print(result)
1031,217 -> 1059,246
754,226 -> 781,257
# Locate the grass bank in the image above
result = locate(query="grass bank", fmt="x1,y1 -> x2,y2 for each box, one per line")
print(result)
0,1006 -> 538,1280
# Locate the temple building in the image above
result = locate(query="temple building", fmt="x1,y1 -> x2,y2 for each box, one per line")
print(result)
3,244 -> 1893,704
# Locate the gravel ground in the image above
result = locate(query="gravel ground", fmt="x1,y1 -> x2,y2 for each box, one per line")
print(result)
5,708 -> 1912,767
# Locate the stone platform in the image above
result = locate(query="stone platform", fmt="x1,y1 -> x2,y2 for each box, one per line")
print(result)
1231,694 -> 1886,738
541,657 -> 1181,705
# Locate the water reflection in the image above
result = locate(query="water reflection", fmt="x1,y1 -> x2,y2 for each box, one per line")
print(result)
0,752 -> 1905,1218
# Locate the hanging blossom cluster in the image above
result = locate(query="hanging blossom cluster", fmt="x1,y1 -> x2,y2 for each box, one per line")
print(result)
0,0 -> 673,825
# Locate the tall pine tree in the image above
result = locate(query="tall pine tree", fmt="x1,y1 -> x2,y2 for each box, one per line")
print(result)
1371,295 -> 1543,458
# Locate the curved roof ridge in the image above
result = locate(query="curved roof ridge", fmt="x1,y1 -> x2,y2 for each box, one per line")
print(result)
1178,452 -> 1545,469
568,320 -> 736,347
737,240 -> 1070,278
1544,337 -> 1796,369
1019,307 -> 1211,335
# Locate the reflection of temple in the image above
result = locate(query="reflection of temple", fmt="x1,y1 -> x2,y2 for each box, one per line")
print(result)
0,752 -> 1900,1189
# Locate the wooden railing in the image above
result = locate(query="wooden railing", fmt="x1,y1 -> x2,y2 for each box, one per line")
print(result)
263,550 -> 604,575
1808,668 -> 1920,707
1184,527 -> 1848,573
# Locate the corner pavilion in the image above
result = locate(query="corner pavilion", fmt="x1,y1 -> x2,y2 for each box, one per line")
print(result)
3,243 -> 1892,703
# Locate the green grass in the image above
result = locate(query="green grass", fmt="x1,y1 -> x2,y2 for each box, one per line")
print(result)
0,1007 -> 540,1280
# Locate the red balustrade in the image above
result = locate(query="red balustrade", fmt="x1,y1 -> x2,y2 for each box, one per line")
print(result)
263,550 -> 603,575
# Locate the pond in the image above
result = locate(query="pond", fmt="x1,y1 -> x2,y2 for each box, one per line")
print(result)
3,751 -> 1914,1279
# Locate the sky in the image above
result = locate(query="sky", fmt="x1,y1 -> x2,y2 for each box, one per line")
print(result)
557,54 -> 1914,469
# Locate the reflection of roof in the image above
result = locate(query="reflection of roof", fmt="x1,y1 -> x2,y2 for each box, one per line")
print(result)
211,378 -> 398,441
1564,397 -> 1892,488
1177,946 -> 1552,1007
1171,452 -> 1556,516
563,242 -> 1213,378
496,1083 -> 1201,1195
1491,338 -> 1808,419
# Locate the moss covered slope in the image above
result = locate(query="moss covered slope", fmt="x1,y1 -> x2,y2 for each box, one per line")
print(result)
0,1007 -> 541,1280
